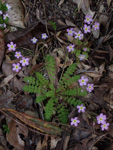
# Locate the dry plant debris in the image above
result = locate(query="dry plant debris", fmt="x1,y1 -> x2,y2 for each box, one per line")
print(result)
0,0 -> 113,150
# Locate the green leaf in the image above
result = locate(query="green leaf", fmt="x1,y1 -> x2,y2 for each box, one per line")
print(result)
46,91 -> 55,97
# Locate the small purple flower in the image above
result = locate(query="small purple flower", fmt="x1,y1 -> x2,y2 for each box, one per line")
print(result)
67,44 -> 75,52
12,63 -> 21,72
20,57 -> 29,66
93,22 -> 100,30
67,28 -> 74,36
83,48 -> 87,51
79,54 -> 86,61
0,10 -> 3,15
3,14 -> 10,20
31,37 -> 38,44
96,113 -> 106,125
0,24 -> 3,27
101,122 -> 109,131
3,23 -> 6,28
86,84 -> 94,92
70,117 -> 80,126
7,42 -> 16,51
84,15 -> 93,24
77,104 -> 86,113
74,30 -> 84,40
6,4 -> 11,10
78,76 -> 88,86
83,24 -> 91,34
14,51 -> 22,59
42,33 -> 48,39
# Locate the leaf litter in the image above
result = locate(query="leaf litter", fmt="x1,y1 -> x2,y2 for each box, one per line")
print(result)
0,0 -> 113,149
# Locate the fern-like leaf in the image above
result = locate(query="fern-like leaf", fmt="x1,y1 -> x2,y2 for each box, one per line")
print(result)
57,104 -> 69,124
45,55 -> 56,85
36,95 -> 46,103
36,72 -> 49,86
45,99 -> 54,121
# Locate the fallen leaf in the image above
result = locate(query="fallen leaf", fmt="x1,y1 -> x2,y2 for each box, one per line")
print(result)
0,30 -> 5,66
73,0 -> 95,16
36,136 -> 48,150
2,109 -> 65,136
108,45 -> 113,61
6,0 -> 25,28
92,27 -> 100,38
0,75 -> 13,88
58,0 -> 65,6
6,120 -> 28,150
107,0 -> 112,7
0,90 -> 14,109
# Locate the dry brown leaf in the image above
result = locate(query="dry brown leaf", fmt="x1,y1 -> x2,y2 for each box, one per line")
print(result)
36,136 -> 48,150
99,14 -> 109,27
0,75 -> 13,88
6,120 -> 28,150
58,0 -> 65,6
84,72 -> 102,78
0,30 -> 5,66
92,27 -> 100,38
73,0 -> 95,16
65,19 -> 77,27
107,0 -> 112,6
63,136 -> 70,150
6,0 -> 25,28
0,90 -> 14,109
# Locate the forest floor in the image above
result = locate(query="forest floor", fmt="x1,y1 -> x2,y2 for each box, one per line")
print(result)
0,0 -> 113,150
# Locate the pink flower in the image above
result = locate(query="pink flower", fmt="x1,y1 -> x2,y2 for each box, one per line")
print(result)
31,37 -> 38,44
67,28 -> 74,36
42,33 -> 48,39
20,57 -> 29,66
83,24 -> 91,34
3,14 -> 10,20
83,48 -> 87,51
70,117 -> 80,126
67,44 -> 75,52
93,22 -> 100,30
14,51 -> 22,59
78,76 -> 88,86
96,113 -> 106,124
6,4 -> 11,10
79,54 -> 86,61
86,84 -> 94,92
84,15 -> 93,24
12,63 -> 21,72
74,30 -> 84,40
7,42 -> 16,51
0,10 -> 3,15
77,104 -> 86,113
101,122 -> 109,131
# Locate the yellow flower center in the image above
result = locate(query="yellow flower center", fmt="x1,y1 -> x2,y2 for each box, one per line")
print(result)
73,120 -> 76,123
85,28 -> 88,31
81,80 -> 84,82
70,46 -> 72,49
15,66 -> 18,69
11,45 -> 14,48
87,18 -> 89,21
80,107 -> 83,110
23,60 -> 26,63
99,118 -> 102,121
95,25 -> 97,28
